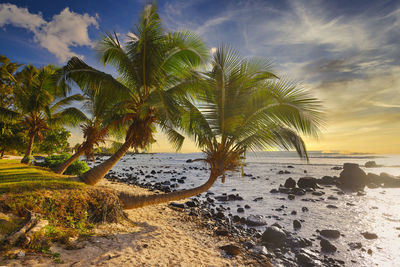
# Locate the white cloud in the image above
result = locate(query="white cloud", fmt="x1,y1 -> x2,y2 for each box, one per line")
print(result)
0,3 -> 99,62
210,47 -> 217,54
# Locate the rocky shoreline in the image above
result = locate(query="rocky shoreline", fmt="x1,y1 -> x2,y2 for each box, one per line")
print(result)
95,156 -> 400,267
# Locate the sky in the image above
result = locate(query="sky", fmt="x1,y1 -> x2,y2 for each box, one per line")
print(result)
1,0 -> 399,154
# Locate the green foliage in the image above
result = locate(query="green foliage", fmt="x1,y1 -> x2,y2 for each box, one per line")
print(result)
0,121 -> 27,156
36,127 -> 71,155
0,55 -> 21,109
38,154 -> 90,175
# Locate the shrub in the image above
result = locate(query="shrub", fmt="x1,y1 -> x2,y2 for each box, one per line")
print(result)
37,154 -> 90,176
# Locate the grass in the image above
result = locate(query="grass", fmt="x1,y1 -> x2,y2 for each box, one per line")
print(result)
0,159 -> 124,259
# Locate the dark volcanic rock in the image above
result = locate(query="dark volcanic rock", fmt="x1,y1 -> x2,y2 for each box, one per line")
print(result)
365,161 -> 378,168
215,228 -> 229,236
237,207 -> 244,213
220,244 -> 241,256
320,238 -> 337,253
293,220 -> 302,229
245,215 -> 267,226
317,176 -> 337,185
302,207 -> 309,212
348,242 -> 362,250
339,163 -> 367,191
261,226 -> 287,246
297,177 -> 317,189
270,189 -> 279,194
320,229 -> 341,239
361,232 -> 378,239
169,202 -> 185,209
288,194 -> 295,200
284,177 -> 296,188
326,205 -> 338,209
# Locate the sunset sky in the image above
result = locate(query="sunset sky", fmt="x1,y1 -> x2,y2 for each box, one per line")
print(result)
1,0 -> 399,154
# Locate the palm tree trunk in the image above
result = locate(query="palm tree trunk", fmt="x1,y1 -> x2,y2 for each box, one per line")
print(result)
21,134 -> 34,164
53,149 -> 85,174
0,148 -> 5,159
118,169 -> 220,209
79,139 -> 133,185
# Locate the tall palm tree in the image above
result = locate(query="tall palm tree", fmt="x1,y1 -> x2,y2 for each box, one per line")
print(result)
117,46 -> 323,209
0,55 -> 21,109
60,4 -> 209,185
0,65 -> 87,163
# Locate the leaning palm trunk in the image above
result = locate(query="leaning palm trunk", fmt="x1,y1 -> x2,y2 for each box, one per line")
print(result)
53,149 -> 85,174
118,169 -> 220,209
79,139 -> 133,185
21,134 -> 35,164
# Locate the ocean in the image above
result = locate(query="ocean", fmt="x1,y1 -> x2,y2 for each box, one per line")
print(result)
89,151 -> 400,266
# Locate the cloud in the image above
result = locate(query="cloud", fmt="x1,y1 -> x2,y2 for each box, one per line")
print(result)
0,3 -> 98,62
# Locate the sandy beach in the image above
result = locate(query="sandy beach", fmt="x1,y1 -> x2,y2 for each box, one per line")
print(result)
2,179 -> 263,267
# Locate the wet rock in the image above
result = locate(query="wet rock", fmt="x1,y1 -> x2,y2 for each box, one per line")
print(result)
233,215 -> 241,223
357,191 -> 366,196
317,176 -> 337,185
284,177 -> 296,188
296,249 -> 322,267
237,208 -> 245,213
293,188 -> 306,196
288,194 -> 295,200
291,210 -> 297,215
253,197 -> 263,202
186,159 -> 193,163
361,232 -> 378,239
365,161 -> 378,168
312,191 -> 325,196
320,230 -> 340,239
270,189 -> 279,194
244,205 -> 251,209
150,170 -> 156,174
327,196 -> 338,200
279,186 -> 291,194
245,215 -> 267,226
220,244 -> 241,256
302,207 -> 309,212
297,177 -> 317,189
380,172 -> 400,188
169,202 -> 185,209
261,226 -> 287,247
185,201 -> 197,207
293,220 -> 302,229
348,242 -> 362,250
326,205 -> 338,209
215,228 -> 229,236
320,238 -> 337,253
339,163 -> 367,191
332,166 -> 342,170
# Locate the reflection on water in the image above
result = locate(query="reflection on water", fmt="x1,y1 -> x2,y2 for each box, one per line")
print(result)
90,151 -> 400,266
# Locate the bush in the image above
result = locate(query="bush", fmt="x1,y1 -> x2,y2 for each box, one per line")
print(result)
37,154 -> 90,176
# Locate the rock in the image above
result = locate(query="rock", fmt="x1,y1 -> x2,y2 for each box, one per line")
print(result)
284,177 -> 296,188
279,186 -> 291,193
297,177 -> 317,189
361,232 -> 378,239
292,188 -> 306,196
185,201 -> 197,207
270,189 -> 279,194
261,226 -> 287,246
233,215 -> 241,223
186,159 -> 193,163
302,207 -> 309,212
293,220 -> 302,229
339,163 -> 367,191
357,191 -> 366,196
215,228 -> 229,236
312,191 -> 325,196
332,166 -> 342,170
17,251 -> 25,258
365,161 -> 378,168
326,205 -> 338,209
368,249 -> 373,254
253,197 -> 263,202
320,238 -> 337,253
291,210 -> 297,215
220,244 -> 241,256
380,172 -> 400,188
348,242 -> 362,250
244,205 -> 251,209
317,176 -> 337,185
245,215 -> 267,226
150,170 -> 156,174
288,194 -> 295,200
169,202 -> 185,209
320,230 -> 340,239
327,196 -> 338,200
237,208 -> 244,213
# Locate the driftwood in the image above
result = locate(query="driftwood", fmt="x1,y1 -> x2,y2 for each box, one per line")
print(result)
5,210 -> 48,246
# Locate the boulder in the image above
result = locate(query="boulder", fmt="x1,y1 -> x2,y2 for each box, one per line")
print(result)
261,226 -> 287,246
320,229 -> 340,239
293,220 -> 301,229
380,173 -> 400,188
284,177 -> 296,188
297,177 -> 317,189
365,161 -> 378,168
245,215 -> 267,226
361,232 -> 378,239
316,176 -> 337,185
220,244 -> 241,256
339,163 -> 367,191
320,238 -> 337,253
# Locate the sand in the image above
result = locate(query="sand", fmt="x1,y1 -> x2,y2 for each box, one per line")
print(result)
2,179 -> 264,267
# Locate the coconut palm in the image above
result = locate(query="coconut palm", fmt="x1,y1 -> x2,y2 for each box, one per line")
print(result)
0,65 -> 87,163
60,4 -> 209,185
52,79 -> 122,174
117,46 -> 323,209
0,55 -> 21,109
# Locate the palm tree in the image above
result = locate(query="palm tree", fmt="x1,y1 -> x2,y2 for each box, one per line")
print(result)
0,65 -> 87,163
0,55 -> 21,109
53,80 -> 122,174
60,4 -> 209,185
117,46 -> 323,209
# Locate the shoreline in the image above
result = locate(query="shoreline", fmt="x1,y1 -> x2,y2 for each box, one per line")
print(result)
2,178 -> 268,267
